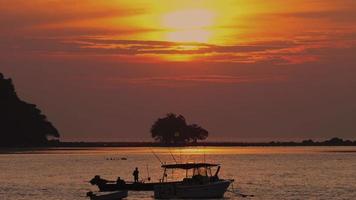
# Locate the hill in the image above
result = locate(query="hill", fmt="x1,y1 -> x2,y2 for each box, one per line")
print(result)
0,73 -> 59,147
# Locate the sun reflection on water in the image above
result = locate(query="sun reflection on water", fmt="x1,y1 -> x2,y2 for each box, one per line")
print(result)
12,146 -> 356,156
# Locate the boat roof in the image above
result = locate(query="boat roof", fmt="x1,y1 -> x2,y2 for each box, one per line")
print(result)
161,163 -> 220,169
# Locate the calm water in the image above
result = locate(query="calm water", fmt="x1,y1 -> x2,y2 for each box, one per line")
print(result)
1,146 -> 356,200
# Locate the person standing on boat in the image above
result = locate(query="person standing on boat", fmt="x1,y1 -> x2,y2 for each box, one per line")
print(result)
133,167 -> 139,183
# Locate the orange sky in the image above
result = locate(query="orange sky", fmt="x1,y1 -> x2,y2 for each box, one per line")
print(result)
2,0 -> 355,62
1,0 -> 356,141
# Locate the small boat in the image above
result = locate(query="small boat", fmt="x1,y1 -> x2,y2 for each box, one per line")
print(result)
90,175 -> 181,191
86,191 -> 128,200
154,163 -> 234,199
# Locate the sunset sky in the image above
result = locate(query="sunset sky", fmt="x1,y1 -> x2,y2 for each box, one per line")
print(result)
1,0 -> 356,141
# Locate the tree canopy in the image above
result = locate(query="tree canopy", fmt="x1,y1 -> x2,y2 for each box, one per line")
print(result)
151,113 -> 208,144
0,73 -> 59,147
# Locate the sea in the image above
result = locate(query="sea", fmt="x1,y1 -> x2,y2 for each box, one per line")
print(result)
0,146 -> 356,200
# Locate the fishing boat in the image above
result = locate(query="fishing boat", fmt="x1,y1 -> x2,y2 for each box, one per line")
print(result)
154,163 -> 234,199
86,191 -> 128,200
91,162 -> 233,198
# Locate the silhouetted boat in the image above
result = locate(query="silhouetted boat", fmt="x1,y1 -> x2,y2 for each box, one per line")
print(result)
90,175 -> 181,191
154,163 -> 233,199
90,162 -> 233,196
86,191 -> 128,200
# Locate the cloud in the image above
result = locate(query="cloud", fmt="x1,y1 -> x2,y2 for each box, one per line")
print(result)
0,0 -> 144,29
274,10 -> 356,23
78,39 -> 295,54
74,38 -> 346,64
0,35 -> 350,64
1,0 -> 355,64
109,74 -> 288,87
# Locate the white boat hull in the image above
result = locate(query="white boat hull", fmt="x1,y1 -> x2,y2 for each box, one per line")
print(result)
154,180 -> 232,199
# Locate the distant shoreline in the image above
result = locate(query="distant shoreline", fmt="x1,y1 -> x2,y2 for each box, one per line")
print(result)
38,138 -> 356,147
1,142 -> 356,154
55,137 -> 356,147
1,137 -> 355,148
55,141 -> 356,147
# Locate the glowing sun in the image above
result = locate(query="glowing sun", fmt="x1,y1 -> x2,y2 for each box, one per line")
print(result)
161,9 -> 216,43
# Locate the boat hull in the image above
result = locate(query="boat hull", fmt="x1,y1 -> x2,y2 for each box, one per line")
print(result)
97,181 -> 182,192
154,180 -> 232,199
88,191 -> 128,200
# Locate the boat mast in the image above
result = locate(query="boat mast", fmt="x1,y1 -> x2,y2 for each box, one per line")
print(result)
162,168 -> 167,182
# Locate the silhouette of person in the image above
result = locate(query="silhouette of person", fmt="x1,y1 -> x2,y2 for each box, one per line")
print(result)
116,176 -> 125,186
133,167 -> 139,183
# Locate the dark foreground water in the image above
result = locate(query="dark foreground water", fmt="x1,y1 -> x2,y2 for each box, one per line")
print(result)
0,146 -> 356,200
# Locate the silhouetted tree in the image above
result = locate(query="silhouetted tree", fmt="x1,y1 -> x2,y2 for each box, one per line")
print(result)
0,73 -> 59,147
151,113 -> 208,144
185,124 -> 209,143
302,139 -> 315,145
323,137 -> 344,145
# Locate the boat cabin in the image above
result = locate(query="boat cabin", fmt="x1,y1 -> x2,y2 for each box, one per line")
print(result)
154,163 -> 232,199
160,163 -> 221,183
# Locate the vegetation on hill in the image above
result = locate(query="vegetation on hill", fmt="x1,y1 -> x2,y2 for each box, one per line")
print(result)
0,73 -> 59,147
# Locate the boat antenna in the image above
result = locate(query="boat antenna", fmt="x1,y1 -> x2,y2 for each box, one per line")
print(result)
169,148 -> 178,164
146,164 -> 151,181
203,146 -> 206,163
179,148 -> 182,163
150,149 -> 163,165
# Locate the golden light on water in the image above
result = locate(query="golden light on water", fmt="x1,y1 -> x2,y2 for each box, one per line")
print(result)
16,147 -> 348,156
